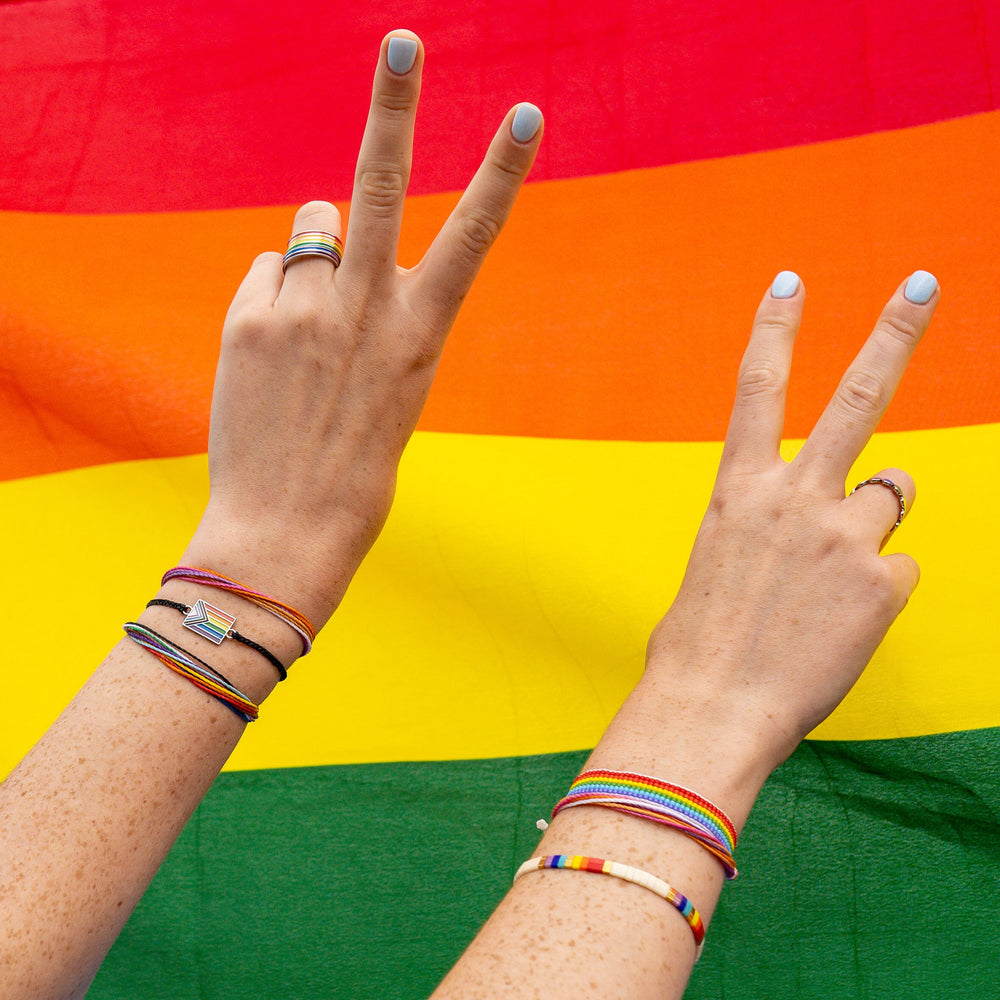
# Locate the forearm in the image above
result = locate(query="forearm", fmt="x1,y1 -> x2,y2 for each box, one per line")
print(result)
431,664 -> 773,1000
0,570 -> 302,1000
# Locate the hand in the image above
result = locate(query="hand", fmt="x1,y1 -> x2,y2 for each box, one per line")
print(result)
646,270 -> 939,776
183,31 -> 543,626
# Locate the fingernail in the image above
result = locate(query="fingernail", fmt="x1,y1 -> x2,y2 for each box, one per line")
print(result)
387,37 -> 418,75
511,103 -> 543,143
904,270 -> 938,304
770,270 -> 800,299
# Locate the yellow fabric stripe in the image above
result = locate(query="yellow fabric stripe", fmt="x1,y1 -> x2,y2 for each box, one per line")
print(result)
2,424 -> 996,776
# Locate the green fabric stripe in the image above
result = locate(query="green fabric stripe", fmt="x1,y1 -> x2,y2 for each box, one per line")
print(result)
92,729 -> 1000,999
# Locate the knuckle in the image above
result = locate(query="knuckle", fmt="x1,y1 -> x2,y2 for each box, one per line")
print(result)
749,310 -> 799,346
454,209 -> 502,260
282,298 -> 327,335
736,360 -> 787,400
294,200 -> 339,225
819,518 -> 856,555
754,311 -> 798,335
375,88 -> 416,116
835,368 -> 886,417
226,308 -> 272,351
251,251 -> 279,269
357,164 -> 408,213
489,150 -> 526,184
875,311 -> 922,348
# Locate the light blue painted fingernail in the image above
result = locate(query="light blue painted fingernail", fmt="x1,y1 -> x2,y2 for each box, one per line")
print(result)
511,103 -> 543,143
387,37 -> 418,75
904,270 -> 938,304
770,270 -> 800,299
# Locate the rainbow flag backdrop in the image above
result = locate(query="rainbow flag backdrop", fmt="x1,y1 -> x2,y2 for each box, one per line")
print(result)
2,2 -> 999,997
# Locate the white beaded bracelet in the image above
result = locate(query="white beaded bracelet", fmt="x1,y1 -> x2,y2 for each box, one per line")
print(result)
513,854 -> 705,955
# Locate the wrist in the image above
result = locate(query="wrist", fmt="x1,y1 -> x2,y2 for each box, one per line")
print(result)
181,505 -> 373,630
141,577 -> 301,706
593,667 -> 781,834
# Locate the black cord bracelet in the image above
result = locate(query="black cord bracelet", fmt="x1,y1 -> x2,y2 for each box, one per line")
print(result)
146,598 -> 289,681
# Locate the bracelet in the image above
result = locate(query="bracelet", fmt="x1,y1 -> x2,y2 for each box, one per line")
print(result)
146,599 -> 288,681
514,854 -> 705,952
162,566 -> 316,655
552,770 -> 738,879
123,622 -> 259,723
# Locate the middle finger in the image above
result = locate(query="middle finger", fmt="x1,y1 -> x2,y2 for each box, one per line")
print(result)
795,271 -> 939,489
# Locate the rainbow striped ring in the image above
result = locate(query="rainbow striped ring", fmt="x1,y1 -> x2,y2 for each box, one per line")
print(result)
282,230 -> 344,272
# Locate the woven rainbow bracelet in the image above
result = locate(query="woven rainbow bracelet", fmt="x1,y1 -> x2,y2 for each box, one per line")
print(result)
162,566 -> 316,655
514,854 -> 705,951
124,622 -> 259,723
552,769 -> 738,879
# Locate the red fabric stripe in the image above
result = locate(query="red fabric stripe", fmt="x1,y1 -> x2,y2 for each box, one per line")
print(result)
2,0 -> 998,212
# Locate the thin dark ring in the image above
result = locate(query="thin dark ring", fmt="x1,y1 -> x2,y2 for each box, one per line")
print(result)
850,477 -> 906,533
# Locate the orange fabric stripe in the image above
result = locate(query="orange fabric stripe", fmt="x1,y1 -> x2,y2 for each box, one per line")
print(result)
0,110 -> 997,480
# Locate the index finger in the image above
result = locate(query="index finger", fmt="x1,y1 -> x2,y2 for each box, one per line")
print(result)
795,271 -> 939,487
339,31 -> 423,288
719,271 -> 804,472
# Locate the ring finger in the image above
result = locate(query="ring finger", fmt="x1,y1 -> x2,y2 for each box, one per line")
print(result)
844,466 -> 915,550
278,200 -> 344,295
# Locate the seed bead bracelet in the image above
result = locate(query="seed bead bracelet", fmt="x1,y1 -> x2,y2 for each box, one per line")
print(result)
162,566 -> 317,655
552,770 -> 738,879
146,599 -> 288,681
124,622 -> 259,723
514,855 -> 705,953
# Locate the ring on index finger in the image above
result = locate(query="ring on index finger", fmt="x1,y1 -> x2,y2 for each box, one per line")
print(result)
282,231 -> 345,272
850,477 -> 906,533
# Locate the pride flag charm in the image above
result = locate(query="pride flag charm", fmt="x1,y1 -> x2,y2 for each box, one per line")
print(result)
182,599 -> 237,645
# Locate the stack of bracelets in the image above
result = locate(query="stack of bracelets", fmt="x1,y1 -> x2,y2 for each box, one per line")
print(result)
123,566 -> 317,724
513,769 -> 739,956
127,570 -> 732,956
